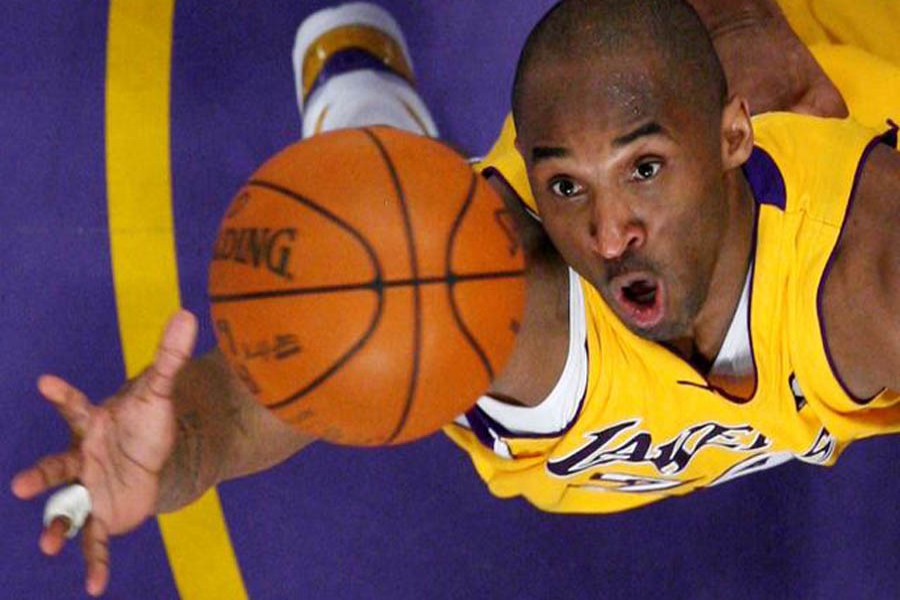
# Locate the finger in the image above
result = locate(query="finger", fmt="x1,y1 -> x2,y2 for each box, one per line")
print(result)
43,483 -> 92,535
37,374 -> 92,436
82,519 -> 111,597
39,517 -> 72,556
10,451 -> 82,499
144,310 -> 198,399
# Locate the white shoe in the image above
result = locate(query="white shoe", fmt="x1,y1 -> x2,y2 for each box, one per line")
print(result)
292,2 -> 438,138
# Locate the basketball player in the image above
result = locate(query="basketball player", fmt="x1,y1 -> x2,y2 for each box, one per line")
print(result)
446,0 -> 899,514
11,1 -> 898,595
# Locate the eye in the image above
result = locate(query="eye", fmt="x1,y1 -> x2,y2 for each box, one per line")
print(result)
549,178 -> 584,199
632,160 -> 662,182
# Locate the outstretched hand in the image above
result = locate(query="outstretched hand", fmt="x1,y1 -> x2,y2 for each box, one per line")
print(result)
701,0 -> 848,117
11,310 -> 198,597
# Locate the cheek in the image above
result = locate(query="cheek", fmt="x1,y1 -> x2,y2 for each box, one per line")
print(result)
665,198 -> 727,291
658,170 -> 726,245
650,190 -> 722,269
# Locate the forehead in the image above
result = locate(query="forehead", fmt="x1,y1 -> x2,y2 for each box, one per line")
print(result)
517,56 -> 672,142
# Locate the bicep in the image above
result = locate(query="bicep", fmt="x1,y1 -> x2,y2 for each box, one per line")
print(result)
821,144 -> 900,396
865,146 -> 900,391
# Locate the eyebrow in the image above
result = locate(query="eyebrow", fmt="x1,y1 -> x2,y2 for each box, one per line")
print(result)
613,121 -> 665,147
529,121 -> 666,164
531,146 -> 569,164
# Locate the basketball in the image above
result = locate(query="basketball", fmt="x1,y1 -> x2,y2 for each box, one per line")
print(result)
208,126 -> 525,446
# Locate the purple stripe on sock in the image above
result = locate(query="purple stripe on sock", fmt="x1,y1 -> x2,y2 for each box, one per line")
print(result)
308,48 -> 395,100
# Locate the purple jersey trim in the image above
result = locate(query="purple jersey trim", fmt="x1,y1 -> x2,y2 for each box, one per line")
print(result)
816,125 -> 898,405
742,146 -> 787,210
884,120 -> 898,148
307,48 -> 395,101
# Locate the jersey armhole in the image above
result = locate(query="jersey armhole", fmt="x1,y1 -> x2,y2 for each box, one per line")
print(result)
815,124 -> 898,405
455,268 -> 588,441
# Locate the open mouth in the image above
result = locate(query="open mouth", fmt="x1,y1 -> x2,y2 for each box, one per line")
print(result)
613,274 -> 665,329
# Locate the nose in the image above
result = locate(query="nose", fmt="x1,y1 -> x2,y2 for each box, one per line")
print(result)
589,198 -> 646,259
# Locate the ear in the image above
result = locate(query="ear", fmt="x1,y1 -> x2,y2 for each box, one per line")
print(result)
720,96 -> 753,169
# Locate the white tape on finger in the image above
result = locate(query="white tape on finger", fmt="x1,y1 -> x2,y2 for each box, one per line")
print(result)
43,484 -> 93,539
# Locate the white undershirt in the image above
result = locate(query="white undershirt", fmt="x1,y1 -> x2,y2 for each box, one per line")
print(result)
708,266 -> 754,380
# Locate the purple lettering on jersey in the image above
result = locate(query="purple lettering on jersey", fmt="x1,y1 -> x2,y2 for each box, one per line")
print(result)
547,420 -> 769,478
545,420 -> 638,475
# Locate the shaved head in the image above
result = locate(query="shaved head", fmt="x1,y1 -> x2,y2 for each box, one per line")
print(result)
510,0 -> 756,346
512,0 -> 727,128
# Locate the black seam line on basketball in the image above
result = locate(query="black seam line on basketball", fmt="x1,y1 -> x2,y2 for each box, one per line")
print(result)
363,127 -> 420,445
445,170 -> 497,380
244,179 -> 385,284
265,281 -> 386,411
243,178 -> 386,413
207,269 -> 526,304
267,291 -> 383,411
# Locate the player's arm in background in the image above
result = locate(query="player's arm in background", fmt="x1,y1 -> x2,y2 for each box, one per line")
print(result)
10,311 -> 313,596
689,0 -> 847,117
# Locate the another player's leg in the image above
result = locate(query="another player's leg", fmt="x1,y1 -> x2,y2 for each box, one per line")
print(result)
292,2 -> 439,138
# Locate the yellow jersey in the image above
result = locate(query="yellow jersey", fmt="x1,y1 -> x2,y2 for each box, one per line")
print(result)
444,111 -> 898,515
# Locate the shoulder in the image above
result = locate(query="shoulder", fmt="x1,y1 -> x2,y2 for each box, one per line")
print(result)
750,114 -> 879,182
747,114 -> 887,223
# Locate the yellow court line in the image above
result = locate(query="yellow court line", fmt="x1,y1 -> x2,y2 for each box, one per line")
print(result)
105,1 -> 248,598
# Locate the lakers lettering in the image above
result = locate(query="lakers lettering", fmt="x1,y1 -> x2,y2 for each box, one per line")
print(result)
548,419 -> 769,478
213,227 -> 297,280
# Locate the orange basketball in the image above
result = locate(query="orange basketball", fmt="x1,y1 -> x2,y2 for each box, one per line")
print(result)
208,126 -> 525,446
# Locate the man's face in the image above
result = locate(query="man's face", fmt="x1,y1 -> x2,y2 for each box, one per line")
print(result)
517,57 -> 730,342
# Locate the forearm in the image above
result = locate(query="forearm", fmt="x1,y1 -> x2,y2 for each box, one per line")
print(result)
155,349 -> 314,513
689,0 -> 781,33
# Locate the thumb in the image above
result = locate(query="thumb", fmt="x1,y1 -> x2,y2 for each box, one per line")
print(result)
143,310 -> 198,399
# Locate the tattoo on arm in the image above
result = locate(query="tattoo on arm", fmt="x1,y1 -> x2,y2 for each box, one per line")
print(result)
154,351 -> 313,513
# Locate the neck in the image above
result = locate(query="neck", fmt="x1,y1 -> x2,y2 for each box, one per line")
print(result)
687,171 -> 756,368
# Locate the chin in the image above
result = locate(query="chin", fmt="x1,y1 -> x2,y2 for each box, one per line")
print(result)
622,317 -> 686,343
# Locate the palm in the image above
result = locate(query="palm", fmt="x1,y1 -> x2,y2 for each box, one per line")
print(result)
78,370 -> 177,534
11,310 -> 197,596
